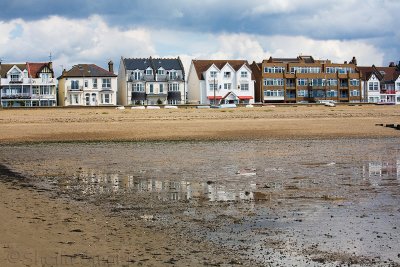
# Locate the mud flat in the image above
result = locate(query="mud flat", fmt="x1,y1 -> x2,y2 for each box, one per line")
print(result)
1,106 -> 400,266
1,137 -> 400,266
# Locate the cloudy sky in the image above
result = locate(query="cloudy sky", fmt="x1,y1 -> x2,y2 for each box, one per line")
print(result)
0,0 -> 398,75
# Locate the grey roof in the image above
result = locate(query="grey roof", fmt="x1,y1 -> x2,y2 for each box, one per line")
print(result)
124,57 -> 184,71
58,64 -> 116,79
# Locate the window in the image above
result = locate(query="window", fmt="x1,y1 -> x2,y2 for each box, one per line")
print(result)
325,67 -> 355,74
40,86 -> 52,95
224,72 -> 231,78
41,73 -> 50,83
297,79 -> 308,86
133,83 -> 144,92
70,94 -> 79,105
297,90 -> 308,97
264,79 -> 284,86
368,82 -> 379,91
241,71 -> 248,78
132,71 -> 142,80
160,84 -> 164,93
149,84 -> 154,93
327,79 -> 337,86
168,83 -> 179,91
240,84 -> 249,91
350,79 -> 360,86
169,71 -> 177,80
340,79 -> 348,87
290,67 -> 320,74
10,74 -> 20,82
157,69 -> 164,75
102,78 -> 111,89
264,90 -> 284,97
93,79 -> 97,88
210,71 -> 217,78
310,79 -> 324,87
224,83 -> 232,90
102,94 -> 111,104
264,66 -> 285,73
209,83 -> 218,91
168,100 -> 178,105
84,80 -> 88,88
350,90 -> 360,97
145,68 -> 153,75
327,90 -> 338,97
71,80 -> 79,90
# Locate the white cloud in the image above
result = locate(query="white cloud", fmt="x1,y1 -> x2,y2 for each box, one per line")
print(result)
0,15 -> 387,77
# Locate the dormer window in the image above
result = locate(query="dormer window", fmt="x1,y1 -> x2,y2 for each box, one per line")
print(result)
224,72 -> 231,78
145,68 -> 153,75
10,73 -> 20,82
169,71 -> 177,79
157,68 -> 165,75
132,71 -> 142,80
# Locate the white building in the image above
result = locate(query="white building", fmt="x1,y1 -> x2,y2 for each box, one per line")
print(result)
0,62 -> 57,107
118,57 -> 185,106
57,62 -> 117,106
187,60 -> 255,105
358,64 -> 400,104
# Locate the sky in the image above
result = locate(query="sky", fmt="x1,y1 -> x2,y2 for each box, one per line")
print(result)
0,0 -> 399,76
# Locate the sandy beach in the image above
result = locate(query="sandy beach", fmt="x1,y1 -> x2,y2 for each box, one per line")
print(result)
1,105 -> 400,267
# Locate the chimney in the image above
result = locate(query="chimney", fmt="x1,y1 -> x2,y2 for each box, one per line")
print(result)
108,60 -> 114,73
48,61 -> 53,70
389,62 -> 395,67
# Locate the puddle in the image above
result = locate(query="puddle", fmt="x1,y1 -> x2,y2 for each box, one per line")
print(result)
1,138 -> 400,266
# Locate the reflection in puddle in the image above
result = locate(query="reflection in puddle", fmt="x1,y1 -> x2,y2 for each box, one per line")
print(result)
61,170 -> 258,202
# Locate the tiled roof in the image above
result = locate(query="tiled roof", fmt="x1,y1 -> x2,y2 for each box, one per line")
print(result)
0,63 -> 27,77
26,62 -> 54,78
358,66 -> 398,82
123,57 -> 184,71
58,64 -> 116,79
191,60 -> 250,80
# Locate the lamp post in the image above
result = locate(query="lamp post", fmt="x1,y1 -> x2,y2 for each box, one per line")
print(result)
213,76 -> 216,107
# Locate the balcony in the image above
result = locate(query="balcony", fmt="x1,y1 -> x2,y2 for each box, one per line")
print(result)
381,90 -> 396,95
67,86 -> 83,91
1,93 -> 31,99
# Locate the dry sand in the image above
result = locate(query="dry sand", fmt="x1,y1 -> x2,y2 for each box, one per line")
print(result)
0,105 -> 399,143
1,105 -> 400,267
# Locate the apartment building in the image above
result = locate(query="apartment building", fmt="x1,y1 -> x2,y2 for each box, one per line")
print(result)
260,55 -> 362,103
0,62 -> 56,107
118,57 -> 185,106
187,60 -> 255,105
358,63 -> 400,104
57,61 -> 117,106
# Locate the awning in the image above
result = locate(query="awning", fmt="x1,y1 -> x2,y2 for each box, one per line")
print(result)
238,96 -> 253,100
207,96 -> 222,100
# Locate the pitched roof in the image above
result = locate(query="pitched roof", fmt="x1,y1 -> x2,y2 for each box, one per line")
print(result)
123,57 -> 184,71
358,66 -> 398,82
26,62 -> 54,78
58,64 -> 116,79
191,60 -> 250,80
0,63 -> 27,77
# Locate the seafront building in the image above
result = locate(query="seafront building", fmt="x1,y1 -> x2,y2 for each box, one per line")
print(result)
0,62 -> 57,107
259,55 -> 362,103
358,63 -> 400,104
117,57 -> 185,106
187,60 -> 255,105
57,62 -> 117,106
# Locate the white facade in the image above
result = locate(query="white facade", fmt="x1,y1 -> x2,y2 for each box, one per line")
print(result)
0,63 -> 57,107
188,61 -> 255,105
61,77 -> 117,106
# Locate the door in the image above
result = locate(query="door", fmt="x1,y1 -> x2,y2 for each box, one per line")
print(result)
85,93 -> 90,105
91,93 -> 97,106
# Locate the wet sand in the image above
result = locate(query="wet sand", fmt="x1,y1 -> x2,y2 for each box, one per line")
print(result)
1,105 -> 400,267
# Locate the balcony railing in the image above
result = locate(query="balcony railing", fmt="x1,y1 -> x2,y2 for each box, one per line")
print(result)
1,93 -> 31,99
67,86 -> 83,91
381,90 -> 396,94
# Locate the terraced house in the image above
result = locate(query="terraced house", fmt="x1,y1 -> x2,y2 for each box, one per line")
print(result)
358,63 -> 400,104
118,57 -> 185,105
260,55 -> 362,103
187,60 -> 255,105
57,62 -> 117,106
0,61 -> 56,107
